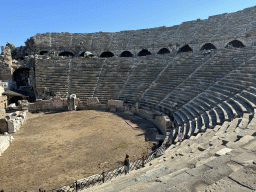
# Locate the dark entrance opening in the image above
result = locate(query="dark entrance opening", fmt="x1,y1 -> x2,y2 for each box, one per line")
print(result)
177,45 -> 193,53
100,51 -> 114,57
9,96 -> 24,106
59,52 -> 74,57
80,51 -> 94,57
225,40 -> 245,48
157,48 -> 170,54
13,68 -> 30,89
138,49 -> 151,56
40,51 -> 49,55
120,51 -> 133,57
200,43 -> 216,50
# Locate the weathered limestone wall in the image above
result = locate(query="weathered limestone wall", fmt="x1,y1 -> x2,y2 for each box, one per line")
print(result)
28,98 -> 68,112
0,86 -> 7,117
25,6 -> 256,55
0,46 -> 13,81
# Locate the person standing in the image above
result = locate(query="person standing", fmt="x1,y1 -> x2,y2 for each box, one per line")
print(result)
178,130 -> 184,145
124,154 -> 130,175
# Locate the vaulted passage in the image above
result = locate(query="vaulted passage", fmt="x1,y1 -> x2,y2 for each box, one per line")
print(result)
157,48 -> 170,54
225,40 -> 245,48
9,96 -> 23,105
200,43 -> 216,50
13,68 -> 30,88
178,45 -> 193,53
100,51 -> 114,57
59,52 -> 74,57
40,51 -> 49,55
138,49 -> 151,56
120,51 -> 133,57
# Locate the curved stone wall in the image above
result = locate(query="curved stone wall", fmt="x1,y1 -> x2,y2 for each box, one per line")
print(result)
25,6 -> 256,56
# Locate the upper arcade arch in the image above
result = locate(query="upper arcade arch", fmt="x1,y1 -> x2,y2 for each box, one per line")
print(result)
120,51 -> 133,57
200,43 -> 216,51
138,49 -> 151,56
225,40 -> 245,48
59,51 -> 74,57
40,51 -> 49,55
177,45 -> 193,53
157,48 -> 170,54
100,51 -> 114,57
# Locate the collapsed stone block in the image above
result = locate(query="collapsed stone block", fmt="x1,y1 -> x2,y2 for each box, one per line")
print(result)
0,118 -> 8,133
6,103 -> 16,110
108,100 -> 123,108
7,119 -> 21,133
0,136 -> 14,156
86,97 -> 100,106
17,100 -> 29,111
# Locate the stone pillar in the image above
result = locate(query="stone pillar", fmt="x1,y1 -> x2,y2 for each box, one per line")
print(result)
68,94 -> 76,111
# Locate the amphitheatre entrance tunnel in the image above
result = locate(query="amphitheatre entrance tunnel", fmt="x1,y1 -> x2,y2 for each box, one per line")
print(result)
13,68 -> 30,89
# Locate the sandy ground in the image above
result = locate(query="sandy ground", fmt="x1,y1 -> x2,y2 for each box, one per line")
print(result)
0,110 -> 153,191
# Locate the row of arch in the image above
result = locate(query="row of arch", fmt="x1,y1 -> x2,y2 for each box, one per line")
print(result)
39,40 -> 245,58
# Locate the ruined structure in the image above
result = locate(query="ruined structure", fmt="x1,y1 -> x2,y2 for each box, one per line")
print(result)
0,86 -> 7,117
0,5 -> 256,191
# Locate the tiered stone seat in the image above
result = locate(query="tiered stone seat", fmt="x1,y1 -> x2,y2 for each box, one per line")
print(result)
158,48 -> 256,113
139,52 -> 207,108
118,55 -> 167,104
35,57 -> 69,98
71,59 -> 104,101
94,59 -> 134,104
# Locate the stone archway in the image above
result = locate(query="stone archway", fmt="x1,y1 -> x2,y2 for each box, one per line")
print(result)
120,51 -> 133,57
157,48 -> 170,54
225,40 -> 245,48
177,45 -> 193,53
59,51 -> 74,57
100,51 -> 114,57
200,43 -> 216,50
138,49 -> 151,56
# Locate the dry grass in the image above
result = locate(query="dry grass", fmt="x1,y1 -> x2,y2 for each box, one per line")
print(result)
0,110 -> 153,191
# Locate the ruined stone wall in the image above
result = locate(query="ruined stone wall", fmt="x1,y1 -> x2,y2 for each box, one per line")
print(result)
28,98 -> 68,112
25,6 -> 256,55
0,46 -> 13,81
34,54 -> 175,103
0,86 -> 7,117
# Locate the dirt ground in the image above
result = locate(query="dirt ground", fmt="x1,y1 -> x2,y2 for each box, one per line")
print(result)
0,110 -> 154,192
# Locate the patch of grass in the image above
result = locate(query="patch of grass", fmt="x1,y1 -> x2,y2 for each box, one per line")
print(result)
116,141 -> 128,149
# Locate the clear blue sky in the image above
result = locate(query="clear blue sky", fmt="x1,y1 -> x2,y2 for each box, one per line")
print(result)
1,0 -> 255,47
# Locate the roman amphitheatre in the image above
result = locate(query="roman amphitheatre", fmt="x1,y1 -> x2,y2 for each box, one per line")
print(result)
0,5 -> 256,192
